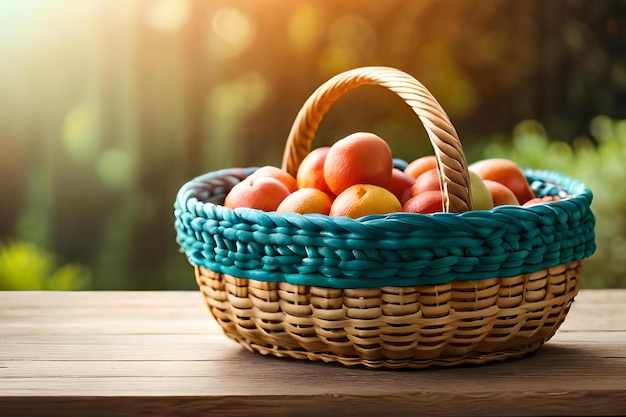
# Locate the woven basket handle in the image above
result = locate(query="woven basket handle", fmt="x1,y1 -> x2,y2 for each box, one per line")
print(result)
280,66 -> 473,213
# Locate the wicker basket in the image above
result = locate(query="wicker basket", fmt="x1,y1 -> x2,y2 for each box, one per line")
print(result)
174,66 -> 596,369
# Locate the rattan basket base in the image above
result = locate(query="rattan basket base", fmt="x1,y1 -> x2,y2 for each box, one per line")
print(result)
225,334 -> 546,369
195,261 -> 580,369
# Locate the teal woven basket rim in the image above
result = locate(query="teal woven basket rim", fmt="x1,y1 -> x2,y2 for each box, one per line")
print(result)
174,167 -> 596,288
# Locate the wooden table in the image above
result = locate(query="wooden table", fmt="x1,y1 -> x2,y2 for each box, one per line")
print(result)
1,290 -> 625,416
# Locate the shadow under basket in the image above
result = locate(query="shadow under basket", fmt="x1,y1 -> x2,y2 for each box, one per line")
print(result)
174,67 -> 596,369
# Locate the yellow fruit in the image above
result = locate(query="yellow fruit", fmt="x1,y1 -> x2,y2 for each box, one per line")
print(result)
469,171 -> 494,210
329,184 -> 402,219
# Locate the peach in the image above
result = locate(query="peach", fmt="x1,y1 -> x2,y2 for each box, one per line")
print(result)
483,180 -> 520,206
224,177 -> 290,211
296,146 -> 333,196
324,132 -> 393,195
469,158 -> 535,204
248,165 -> 298,193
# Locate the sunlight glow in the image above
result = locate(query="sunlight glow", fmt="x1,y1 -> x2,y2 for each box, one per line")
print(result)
210,7 -> 255,59
287,5 -> 320,52
147,0 -> 190,32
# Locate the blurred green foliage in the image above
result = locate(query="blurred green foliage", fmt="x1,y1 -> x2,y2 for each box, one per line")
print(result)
0,241 -> 91,290
0,0 -> 625,289
481,117 -> 626,288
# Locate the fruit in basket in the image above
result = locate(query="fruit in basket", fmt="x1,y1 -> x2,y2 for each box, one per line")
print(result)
468,171 -> 494,210
409,168 -> 441,194
323,132 -> 393,195
401,167 -> 494,211
329,184 -> 401,219
523,195 -> 563,207
387,168 -> 416,201
484,180 -> 520,206
404,155 -> 438,180
469,158 -> 535,204
402,190 -> 444,214
276,188 -> 333,215
222,138 -> 531,215
224,177 -> 291,211
248,165 -> 298,193
399,167 -> 439,203
296,146 -> 334,196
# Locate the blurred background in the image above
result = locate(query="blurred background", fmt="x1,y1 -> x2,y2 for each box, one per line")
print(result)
1,0 -> 625,290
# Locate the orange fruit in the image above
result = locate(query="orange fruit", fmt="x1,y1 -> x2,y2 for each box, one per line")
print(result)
404,155 -> 438,180
323,132 -> 393,195
276,188 -> 333,215
224,177 -> 290,211
329,184 -> 402,219
248,165 -> 298,193
296,147 -> 334,196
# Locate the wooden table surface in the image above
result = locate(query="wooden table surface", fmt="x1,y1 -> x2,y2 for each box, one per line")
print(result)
1,290 -> 625,417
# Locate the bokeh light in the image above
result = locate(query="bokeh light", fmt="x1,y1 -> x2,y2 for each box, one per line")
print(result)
209,6 -> 255,60
1,0 -> 625,290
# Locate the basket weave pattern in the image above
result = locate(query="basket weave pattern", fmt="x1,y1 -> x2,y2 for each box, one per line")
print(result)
196,261 -> 580,368
175,67 -> 595,368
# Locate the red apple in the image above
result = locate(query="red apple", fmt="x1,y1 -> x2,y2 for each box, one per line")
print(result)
402,190 -> 444,214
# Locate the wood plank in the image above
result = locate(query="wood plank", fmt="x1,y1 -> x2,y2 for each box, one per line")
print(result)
0,342 -> 624,383
1,350 -> 625,397
1,391 -> 625,417
1,338 -> 625,395
1,290 -> 625,417
0,333 -> 624,361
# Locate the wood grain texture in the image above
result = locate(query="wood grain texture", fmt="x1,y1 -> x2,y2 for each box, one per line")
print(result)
0,290 -> 625,416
